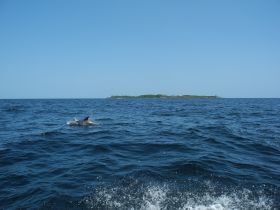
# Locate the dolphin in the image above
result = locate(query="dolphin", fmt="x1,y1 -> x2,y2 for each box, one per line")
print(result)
67,116 -> 95,126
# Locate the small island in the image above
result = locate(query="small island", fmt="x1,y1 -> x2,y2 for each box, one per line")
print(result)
109,94 -> 219,99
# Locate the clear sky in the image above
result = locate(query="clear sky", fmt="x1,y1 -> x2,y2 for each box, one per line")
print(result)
0,0 -> 279,98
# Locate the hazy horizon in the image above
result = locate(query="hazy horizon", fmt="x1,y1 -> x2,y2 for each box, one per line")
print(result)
1,0 -> 279,99
1,95 -> 280,100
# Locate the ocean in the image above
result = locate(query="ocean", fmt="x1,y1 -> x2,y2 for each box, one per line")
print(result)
0,99 -> 279,210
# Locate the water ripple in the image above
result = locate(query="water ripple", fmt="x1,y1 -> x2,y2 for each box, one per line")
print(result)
0,98 -> 280,209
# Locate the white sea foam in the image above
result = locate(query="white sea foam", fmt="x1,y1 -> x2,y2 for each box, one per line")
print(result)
83,182 -> 273,210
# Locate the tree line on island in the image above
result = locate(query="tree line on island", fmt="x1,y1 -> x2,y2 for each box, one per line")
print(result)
109,94 -> 220,99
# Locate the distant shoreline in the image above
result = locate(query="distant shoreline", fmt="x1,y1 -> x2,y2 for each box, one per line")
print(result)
109,94 -> 220,99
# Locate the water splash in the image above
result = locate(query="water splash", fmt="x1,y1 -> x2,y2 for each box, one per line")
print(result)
83,182 -> 273,210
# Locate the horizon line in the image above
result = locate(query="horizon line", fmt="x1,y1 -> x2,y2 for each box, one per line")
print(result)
0,97 -> 280,100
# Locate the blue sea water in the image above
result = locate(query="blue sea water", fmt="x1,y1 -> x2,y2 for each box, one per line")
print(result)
0,99 -> 280,210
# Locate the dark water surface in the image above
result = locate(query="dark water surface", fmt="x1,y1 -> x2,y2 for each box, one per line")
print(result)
0,99 -> 280,210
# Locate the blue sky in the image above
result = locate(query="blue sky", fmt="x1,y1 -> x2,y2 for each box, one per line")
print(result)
0,0 -> 279,98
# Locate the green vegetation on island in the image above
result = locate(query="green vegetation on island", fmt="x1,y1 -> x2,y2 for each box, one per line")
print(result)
109,94 -> 219,99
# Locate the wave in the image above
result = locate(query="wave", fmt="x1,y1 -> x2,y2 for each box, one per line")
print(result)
247,142 -> 280,156
96,117 -> 114,121
3,105 -> 25,113
79,130 -> 114,136
1,99 -> 280,210
82,180 -> 274,210
168,161 -> 212,177
40,131 -> 66,137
